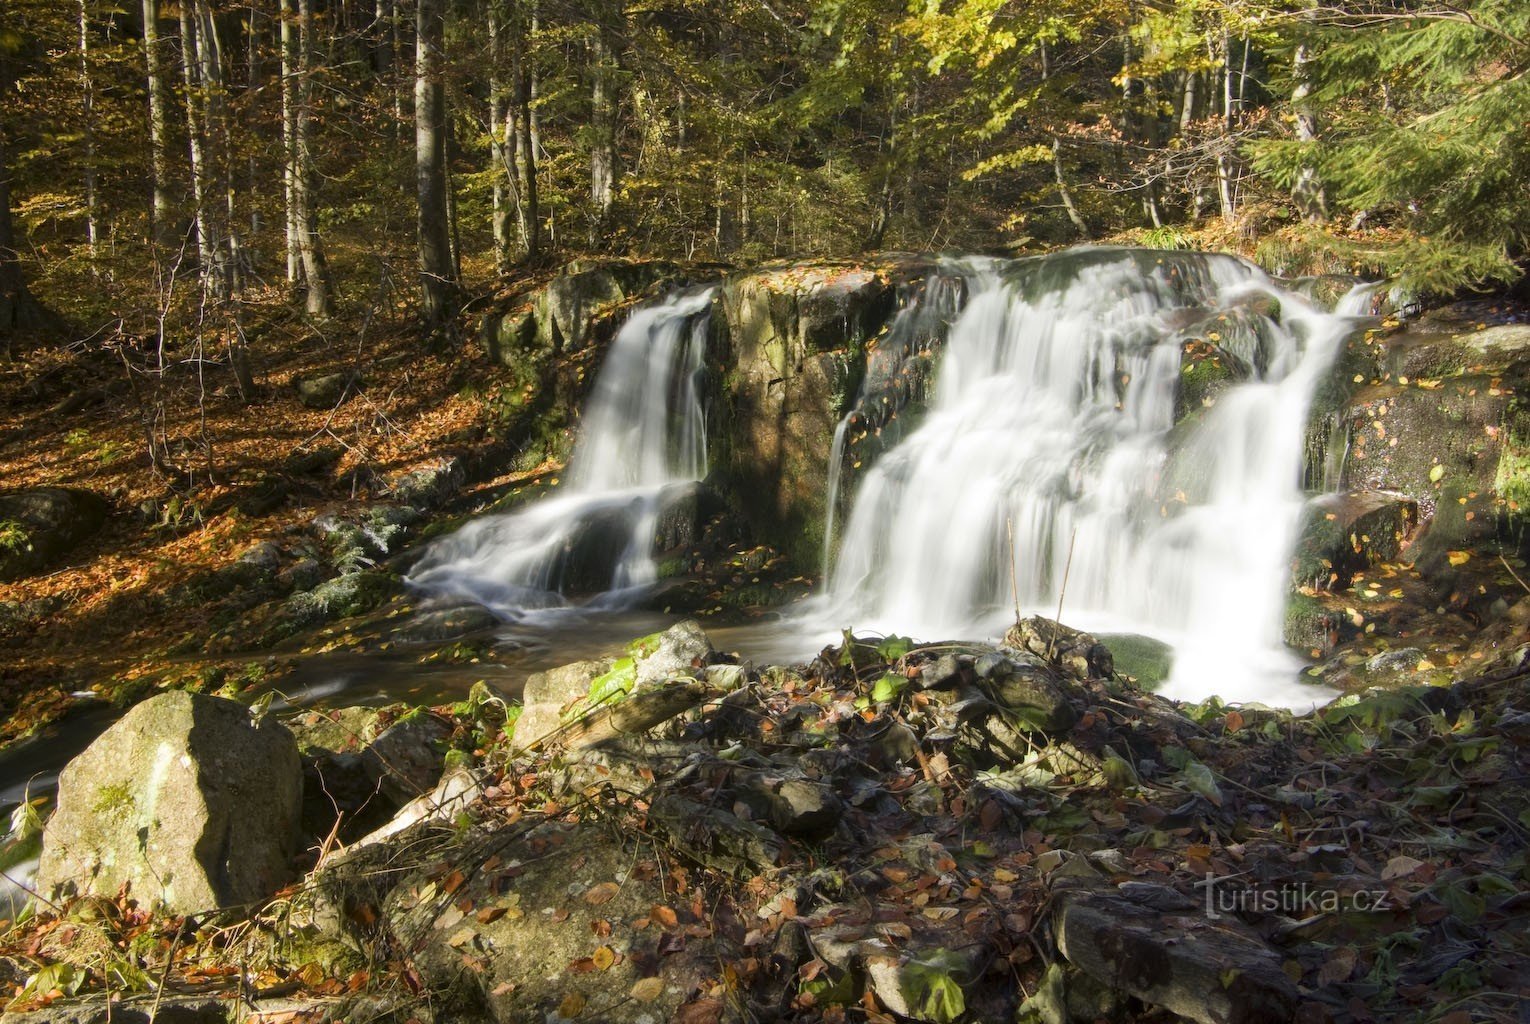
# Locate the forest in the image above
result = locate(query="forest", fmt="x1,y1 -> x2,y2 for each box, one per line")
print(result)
1,1 -> 1529,1021
3,0 -> 1528,351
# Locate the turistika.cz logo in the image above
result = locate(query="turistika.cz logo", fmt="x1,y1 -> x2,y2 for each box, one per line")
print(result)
1200,873 -> 1393,920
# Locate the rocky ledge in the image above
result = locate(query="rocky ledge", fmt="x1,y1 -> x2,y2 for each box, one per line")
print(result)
3,618 -> 1527,1024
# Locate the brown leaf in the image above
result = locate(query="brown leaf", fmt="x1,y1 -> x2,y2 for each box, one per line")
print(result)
592,945 -> 617,971
630,976 -> 664,1003
551,907 -> 570,923
557,992 -> 586,1017
649,904 -> 678,928
476,907 -> 506,924
441,870 -> 466,895
591,918 -> 612,937
1318,947 -> 1357,985
675,997 -> 723,1024
1224,710 -> 1245,732
658,931 -> 687,956
584,881 -> 620,905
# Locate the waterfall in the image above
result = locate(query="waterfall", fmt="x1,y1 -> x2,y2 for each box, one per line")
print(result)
407,288 -> 714,617
822,248 -> 1364,707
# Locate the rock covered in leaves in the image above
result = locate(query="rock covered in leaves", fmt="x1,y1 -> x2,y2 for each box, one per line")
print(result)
0,487 -> 108,581
35,692 -> 302,914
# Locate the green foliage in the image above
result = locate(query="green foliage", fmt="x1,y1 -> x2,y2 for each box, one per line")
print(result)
0,520 -> 32,555
1252,0 -> 1530,291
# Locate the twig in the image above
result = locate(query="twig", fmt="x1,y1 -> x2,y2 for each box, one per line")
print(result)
1007,515 -> 1021,627
1500,551 -> 1530,596
1047,527 -> 1078,661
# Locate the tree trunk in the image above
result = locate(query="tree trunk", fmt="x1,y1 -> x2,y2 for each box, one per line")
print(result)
415,0 -> 456,326
280,0 -> 300,283
179,4 -> 219,295
294,0 -> 333,314
0,111 -> 52,338
515,0 -> 542,260
79,0 -> 99,261
1216,29 -> 1238,224
1053,138 -> 1092,240
588,4 -> 620,242
194,0 -> 238,298
489,0 -> 512,273
1291,41 -> 1327,221
142,0 -> 171,251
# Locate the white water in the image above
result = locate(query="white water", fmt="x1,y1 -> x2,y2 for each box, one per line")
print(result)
819,248 -> 1367,708
407,288 -> 715,617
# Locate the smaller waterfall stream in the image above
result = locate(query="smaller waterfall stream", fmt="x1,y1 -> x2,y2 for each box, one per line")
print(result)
407,288 -> 714,617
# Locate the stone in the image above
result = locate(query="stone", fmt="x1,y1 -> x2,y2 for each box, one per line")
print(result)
1291,490 -> 1419,590
1053,885 -> 1299,1024
386,458 -> 463,509
36,692 -> 302,913
977,658 -> 1076,733
384,822 -> 714,1024
361,712 -> 453,804
755,776 -> 843,838
295,371 -> 359,409
512,659 -> 608,752
0,488 -> 107,581
714,259 -> 914,568
634,619 -> 713,686
915,654 -> 963,690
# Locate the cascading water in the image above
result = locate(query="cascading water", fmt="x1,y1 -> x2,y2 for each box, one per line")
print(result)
407,288 -> 715,617
821,248 -> 1366,707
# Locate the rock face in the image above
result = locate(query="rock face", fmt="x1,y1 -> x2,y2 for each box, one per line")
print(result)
1053,884 -> 1300,1024
36,692 -> 303,913
1291,489 -> 1419,590
710,260 -> 912,568
0,488 -> 107,581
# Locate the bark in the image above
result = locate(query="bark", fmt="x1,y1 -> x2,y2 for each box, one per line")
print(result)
142,0 -> 171,250
1216,29 -> 1239,224
588,4 -> 621,241
0,111 -> 52,337
179,4 -> 219,295
294,0 -> 333,314
1053,138 -> 1092,240
515,0 -> 542,260
1291,41 -> 1328,221
194,0 -> 238,298
489,0 -> 512,272
280,0 -> 300,282
415,0 -> 456,326
79,0 -> 98,259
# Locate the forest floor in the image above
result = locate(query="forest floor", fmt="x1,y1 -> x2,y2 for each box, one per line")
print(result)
0,280 -> 528,745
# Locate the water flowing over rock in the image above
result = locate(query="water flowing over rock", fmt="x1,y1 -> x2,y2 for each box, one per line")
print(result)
820,248 -> 1365,707
409,288 -> 715,616
35,692 -> 302,914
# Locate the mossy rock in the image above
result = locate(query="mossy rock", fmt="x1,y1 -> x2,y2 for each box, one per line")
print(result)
1284,593 -> 1340,655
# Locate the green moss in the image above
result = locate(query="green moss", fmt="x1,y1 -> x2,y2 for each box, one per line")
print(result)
93,781 -> 135,815
1284,592 -> 1338,653
1495,423 -> 1530,511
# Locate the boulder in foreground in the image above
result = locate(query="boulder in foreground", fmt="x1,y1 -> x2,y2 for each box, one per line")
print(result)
36,692 -> 303,914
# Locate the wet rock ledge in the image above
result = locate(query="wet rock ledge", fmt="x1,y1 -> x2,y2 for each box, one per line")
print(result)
4,618 -> 1528,1024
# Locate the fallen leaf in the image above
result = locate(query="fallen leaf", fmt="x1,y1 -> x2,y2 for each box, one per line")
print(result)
630,976 -> 664,1002
592,945 -> 617,971
557,991 -> 586,1017
584,882 -> 620,905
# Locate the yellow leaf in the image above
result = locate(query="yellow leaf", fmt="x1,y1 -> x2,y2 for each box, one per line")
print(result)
1429,464 -> 1446,483
592,945 -> 617,971
1447,551 -> 1471,566
558,992 -> 586,1017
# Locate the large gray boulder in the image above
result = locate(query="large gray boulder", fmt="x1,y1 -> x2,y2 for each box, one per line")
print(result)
0,488 -> 107,581
36,692 -> 303,913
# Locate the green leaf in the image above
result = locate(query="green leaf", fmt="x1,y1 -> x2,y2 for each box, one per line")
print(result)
871,673 -> 907,703
876,634 -> 914,660
901,950 -> 970,1024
